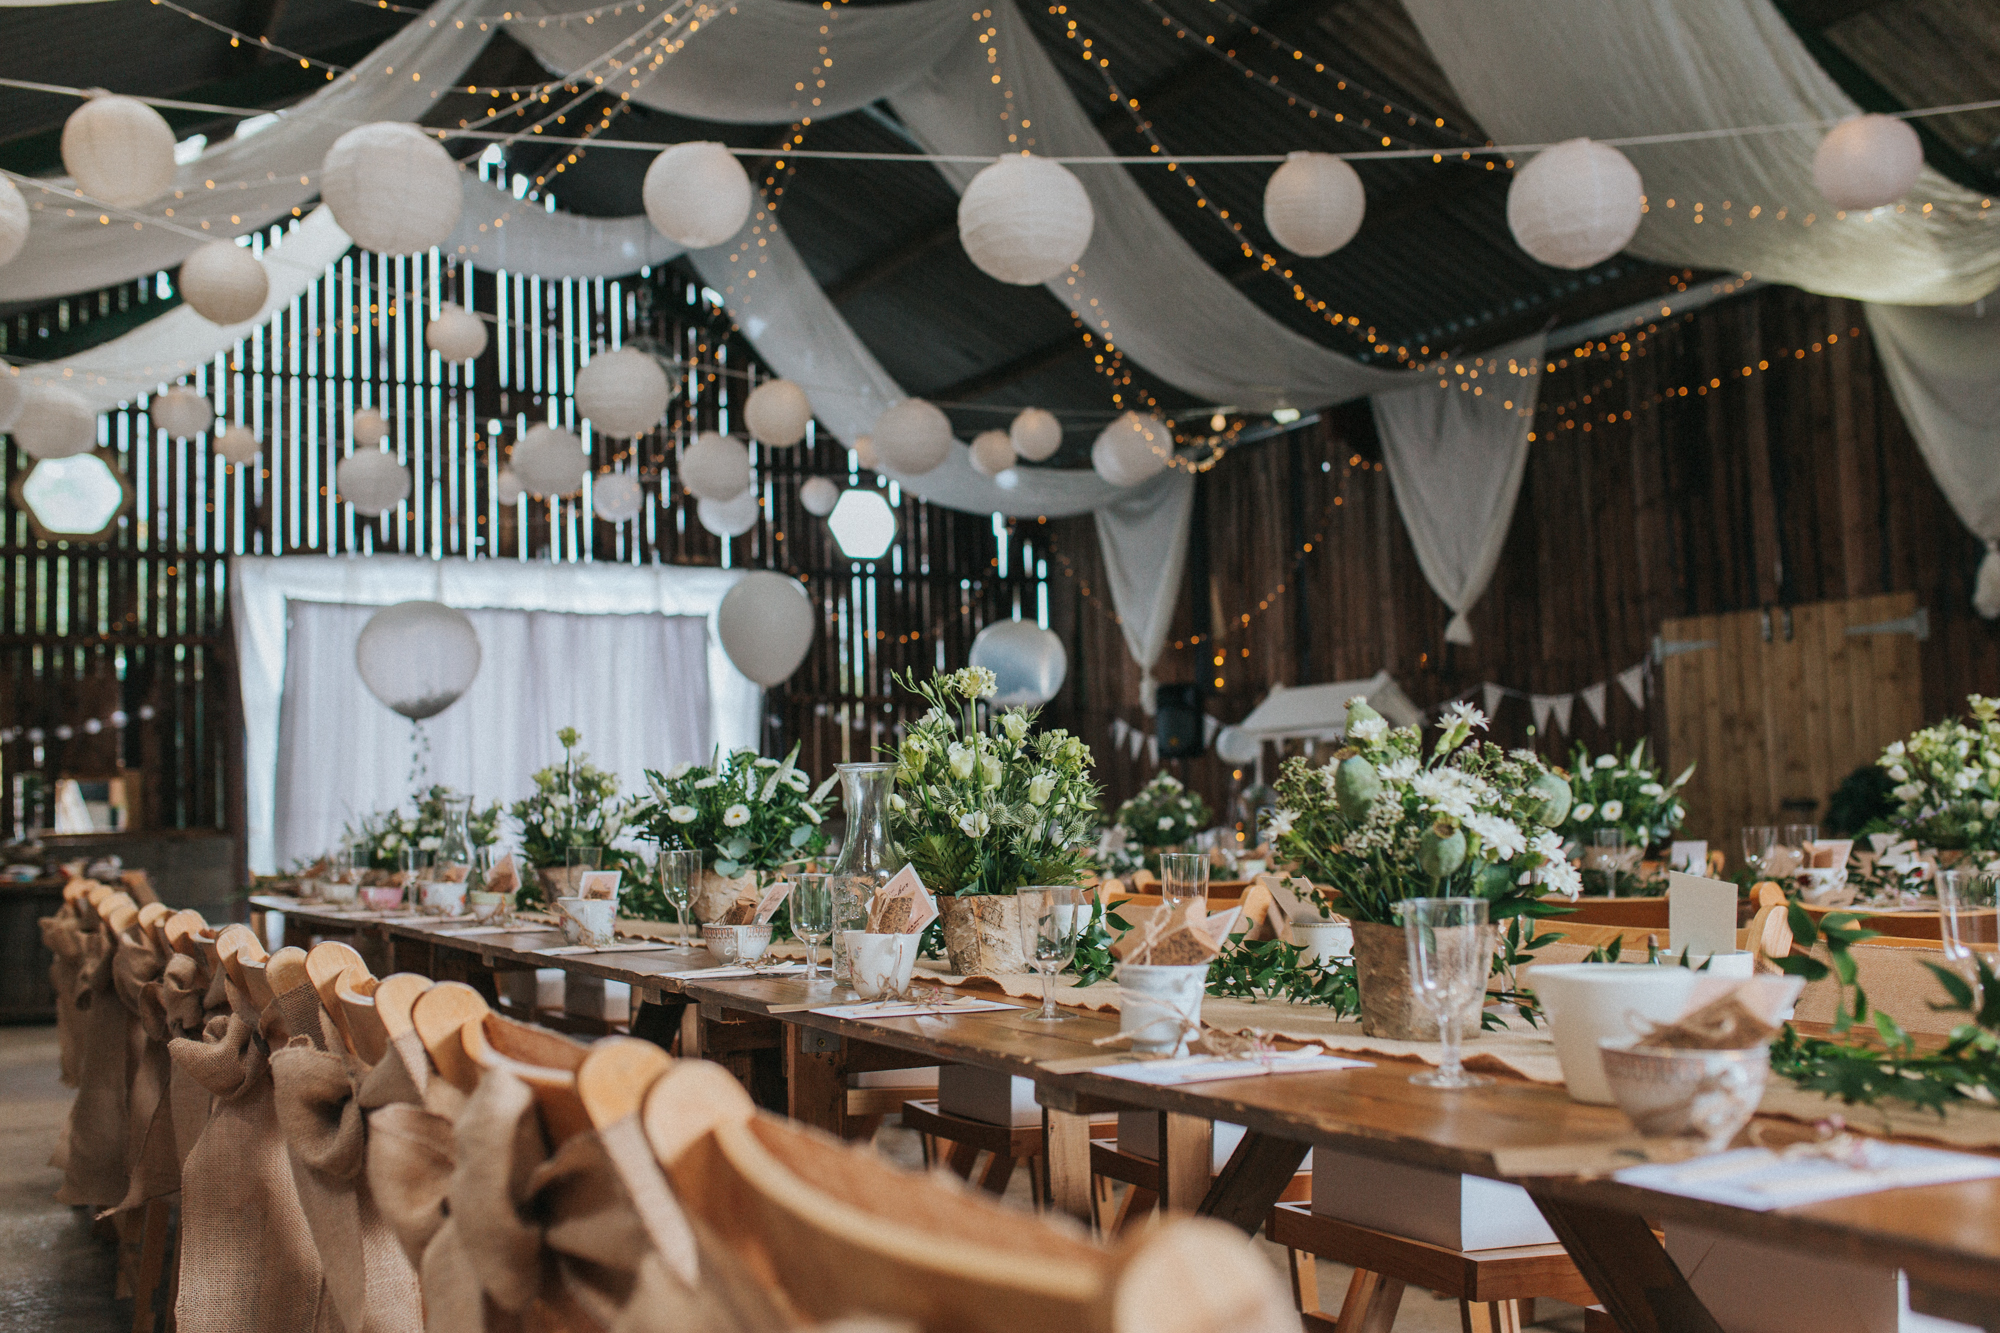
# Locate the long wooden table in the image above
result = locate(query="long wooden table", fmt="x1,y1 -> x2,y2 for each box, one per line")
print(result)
252,896 -> 2000,1333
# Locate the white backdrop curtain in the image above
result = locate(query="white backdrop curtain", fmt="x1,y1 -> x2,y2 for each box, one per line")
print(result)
232,554 -> 759,872
274,600 -> 711,869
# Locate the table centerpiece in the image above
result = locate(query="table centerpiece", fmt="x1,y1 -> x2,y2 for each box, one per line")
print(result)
510,727 -> 633,908
1878,693 -> 2000,864
1109,771 -> 1213,876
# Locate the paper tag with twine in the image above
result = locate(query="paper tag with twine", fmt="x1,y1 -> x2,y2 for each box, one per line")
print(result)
1111,901 -> 1241,966
576,869 -> 622,901
485,853 -> 520,896
1636,975 -> 1803,1050
866,865 -> 939,935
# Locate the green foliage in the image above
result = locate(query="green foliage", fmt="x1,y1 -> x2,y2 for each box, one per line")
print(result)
508,728 -> 633,908
1115,771 -> 1213,864
1826,763 -> 1898,837
1561,739 -> 1693,849
627,743 -> 832,877
1067,900 -> 1131,988
341,784 -> 503,871
1204,934 -> 1358,1013
1878,694 -> 2000,852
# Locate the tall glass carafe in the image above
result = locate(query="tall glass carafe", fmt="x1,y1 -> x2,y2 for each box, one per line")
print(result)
828,762 -> 904,984
436,795 -> 473,879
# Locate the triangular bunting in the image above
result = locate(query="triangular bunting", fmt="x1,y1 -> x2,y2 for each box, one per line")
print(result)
1580,682 -> 1608,727
1530,694 -> 1555,732
1550,694 -> 1574,734
1483,683 -> 1505,718
1617,663 -> 1648,709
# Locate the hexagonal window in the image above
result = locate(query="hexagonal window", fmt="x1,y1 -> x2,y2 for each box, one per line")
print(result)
19,453 -> 128,539
826,487 -> 897,560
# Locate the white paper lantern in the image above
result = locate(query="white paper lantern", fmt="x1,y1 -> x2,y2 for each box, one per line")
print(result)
681,431 -> 751,501
958,154 -> 1095,286
642,142 -> 753,249
150,389 -> 213,439
592,470 -> 644,523
337,449 -> 410,515
1092,412 -> 1171,487
425,304 -> 487,362
871,399 -> 952,476
799,475 -> 840,517
1214,726 -> 1260,766
214,424 -> 259,465
12,383 -> 97,460
576,347 -> 670,437
495,468 -> 524,505
852,435 -> 878,470
320,122 -> 464,255
352,408 -> 389,446
512,424 -> 589,497
356,600 -> 481,720
716,571 -> 814,686
697,489 -> 760,538
969,429 -> 1015,477
744,378 -> 812,447
968,619 -> 1067,707
1263,151 -> 1366,257
178,241 -> 268,325
1814,114 -> 1923,211
61,94 -> 176,208
0,176 -> 27,269
1009,407 -> 1062,462
1506,138 -> 1644,270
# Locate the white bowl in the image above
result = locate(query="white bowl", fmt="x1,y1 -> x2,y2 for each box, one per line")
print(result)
1599,1040 -> 1769,1151
555,896 -> 617,948
703,922 -> 774,965
1527,963 -> 1700,1104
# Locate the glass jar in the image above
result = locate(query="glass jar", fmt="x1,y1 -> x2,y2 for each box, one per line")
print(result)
436,795 -> 473,877
828,762 -> 904,984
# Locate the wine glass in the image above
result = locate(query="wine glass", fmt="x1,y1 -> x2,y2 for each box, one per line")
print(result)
399,848 -> 432,909
1741,826 -> 1777,879
1158,852 -> 1208,909
1587,828 -> 1625,897
656,849 -> 701,949
1781,823 -> 1819,874
1018,886 -> 1086,1022
1396,897 -> 1494,1089
1938,868 -> 1998,1003
794,872 -> 834,988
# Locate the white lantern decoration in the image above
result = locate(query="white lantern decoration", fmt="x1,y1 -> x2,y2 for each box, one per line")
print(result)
353,408 -> 390,447
681,431 -> 751,501
697,489 -> 760,538
1214,725 -> 1261,766
1263,151 -> 1366,257
1092,412 -> 1171,487
61,94 -> 176,208
150,389 -> 213,439
592,470 -> 644,523
870,399 -> 952,476
852,435 -> 879,470
1813,114 -> 1924,211
798,475 -> 841,517
968,619 -> 1067,707
0,176 -> 27,269
495,468 -> 524,505
425,304 -> 487,362
575,347 -> 670,437
1009,407 -> 1062,462
336,449 -> 410,516
512,424 -> 589,497
214,424 -> 259,465
319,122 -> 464,255
957,153 -> 1095,286
716,571 -> 814,686
642,142 -> 753,249
0,370 -> 20,433
1505,138 -> 1644,270
969,429 -> 1015,477
178,241 -> 268,325
12,383 -> 97,460
744,378 -> 812,447
355,600 -> 481,720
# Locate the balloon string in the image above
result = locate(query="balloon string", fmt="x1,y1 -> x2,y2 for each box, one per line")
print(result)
408,719 -> 432,791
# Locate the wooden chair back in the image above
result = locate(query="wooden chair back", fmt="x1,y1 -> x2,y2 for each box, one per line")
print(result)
577,1037 -> 674,1130
215,924 -> 269,1002
334,968 -> 390,1066
461,1012 -> 592,1142
306,942 -> 367,1048
411,982 -> 489,1093
136,902 -> 170,945
163,910 -> 208,958
104,899 -> 141,935
372,973 -> 433,1044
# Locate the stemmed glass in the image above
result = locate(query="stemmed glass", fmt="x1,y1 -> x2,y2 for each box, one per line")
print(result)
1587,829 -> 1625,897
1158,852 -> 1209,909
1018,886 -> 1086,1022
1938,868 -> 1998,1003
1781,823 -> 1819,873
794,872 -> 834,989
399,849 -> 432,909
656,849 -> 701,949
1741,826 -> 1777,879
1397,897 -> 1494,1089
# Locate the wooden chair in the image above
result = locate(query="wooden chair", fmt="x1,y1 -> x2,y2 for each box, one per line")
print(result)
333,968 -> 391,1067
900,1098 -> 1057,1207
215,923 -> 269,1005
307,941 -> 368,1050
411,981 -> 490,1094
460,1011 -> 592,1143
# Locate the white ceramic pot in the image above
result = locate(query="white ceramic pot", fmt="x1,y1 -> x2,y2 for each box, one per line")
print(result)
421,878 -> 468,916
702,923 -> 774,965
851,933 -> 918,999
1527,963 -> 1700,1104
320,877 -> 358,905
1290,918 -> 1353,966
555,896 -> 617,948
1116,962 -> 1207,1054
466,889 -> 511,925
1599,1040 -> 1769,1150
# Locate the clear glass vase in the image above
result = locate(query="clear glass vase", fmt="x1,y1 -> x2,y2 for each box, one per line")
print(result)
828,762 -> 904,984
436,795 -> 473,877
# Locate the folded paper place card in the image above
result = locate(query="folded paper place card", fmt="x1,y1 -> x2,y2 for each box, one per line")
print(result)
1670,841 -> 1708,874
1667,871 -> 1738,960
1614,1143 -> 2000,1212
811,997 -> 1019,1020
867,864 -> 939,935
1259,874 -> 1337,926
1097,1051 -> 1372,1086
576,869 -> 622,901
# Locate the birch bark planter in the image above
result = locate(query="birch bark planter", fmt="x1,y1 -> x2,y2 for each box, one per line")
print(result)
940,894 -> 1027,975
1351,921 -> 1489,1041
694,867 -> 760,926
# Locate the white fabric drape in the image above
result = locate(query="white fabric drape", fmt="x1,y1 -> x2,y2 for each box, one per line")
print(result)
1371,336 -> 1545,644
274,600 -> 711,869
1094,475 -> 1197,711
232,554 -> 759,872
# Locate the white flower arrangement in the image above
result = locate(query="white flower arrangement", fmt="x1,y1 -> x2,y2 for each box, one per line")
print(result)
1562,740 -> 1692,849
630,742 -> 834,877
1879,696 -> 2000,852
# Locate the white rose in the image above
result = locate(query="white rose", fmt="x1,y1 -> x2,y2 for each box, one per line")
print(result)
1639,783 -> 1664,797
1002,711 -> 1029,740
1028,773 -> 1055,806
723,804 -> 751,827
889,794 -> 908,813
1596,755 -> 1617,769
948,744 -> 975,780
1158,816 -> 1176,831
1889,766 -> 1909,783
669,805 -> 698,824
958,810 -> 991,838
981,755 -> 1002,786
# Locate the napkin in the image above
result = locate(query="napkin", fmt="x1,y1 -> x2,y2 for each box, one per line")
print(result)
484,853 -> 520,897
1258,873 -> 1341,926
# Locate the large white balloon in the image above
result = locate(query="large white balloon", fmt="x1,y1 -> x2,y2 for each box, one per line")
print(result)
512,424 -> 589,497
716,571 -> 814,686
355,600 -> 481,720
337,449 -> 411,516
1264,151 -> 1366,257
214,424 -> 259,465
495,468 -> 524,505
0,176 -> 27,268
681,431 -> 751,501
576,347 -> 671,437
61,94 -> 175,208
150,389 -> 213,439
0,371 -> 20,433
320,122 -> 464,255
1506,138 -> 1643,270
871,399 -> 952,475
12,383 -> 97,459
798,475 -> 840,517
697,488 -> 760,538
425,304 -> 488,362
1814,114 -> 1923,211
1092,412 -> 1171,487
1214,726 -> 1261,766
958,154 -> 1095,285
1009,407 -> 1062,462
592,470 -> 644,523
969,429 -> 1015,477
968,619 -> 1067,707
642,142 -> 753,248
744,378 -> 812,447
178,241 -> 268,325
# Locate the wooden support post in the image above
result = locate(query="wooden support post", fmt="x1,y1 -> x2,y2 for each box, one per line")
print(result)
1156,1112 -> 1213,1214
1041,1106 -> 1097,1229
1526,1191 -> 1724,1333
1198,1130 -> 1309,1233
785,1025 -> 850,1137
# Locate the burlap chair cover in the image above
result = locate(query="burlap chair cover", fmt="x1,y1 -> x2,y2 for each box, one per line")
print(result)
147,952 -> 220,1174
55,920 -> 131,1208
111,925 -> 182,1212
39,906 -> 87,1088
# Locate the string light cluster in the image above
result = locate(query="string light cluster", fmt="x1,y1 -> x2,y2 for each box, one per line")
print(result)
147,0 -> 344,77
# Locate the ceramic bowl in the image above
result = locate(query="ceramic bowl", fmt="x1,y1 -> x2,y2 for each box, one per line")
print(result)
703,923 -> 774,965
466,890 -> 513,925
359,885 -> 404,912
320,877 -> 358,905
1526,963 -> 1699,1104
421,878 -> 468,916
850,932 -> 917,999
1599,1039 -> 1769,1151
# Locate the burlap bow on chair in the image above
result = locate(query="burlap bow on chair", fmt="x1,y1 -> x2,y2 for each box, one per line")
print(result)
39,906 -> 87,1088
146,952 -> 218,1175
111,924 -> 181,1214
55,918 -> 131,1209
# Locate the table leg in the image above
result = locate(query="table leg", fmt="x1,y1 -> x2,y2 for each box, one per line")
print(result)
1042,1106 -> 1096,1228
785,1028 -> 850,1137
1199,1130 -> 1310,1233
1156,1112 -> 1214,1214
1334,1269 -> 1404,1333
1526,1191 -> 1724,1333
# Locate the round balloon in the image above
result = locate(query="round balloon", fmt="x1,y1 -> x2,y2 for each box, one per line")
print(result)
495,468 -> 524,505
512,424 -> 589,497
871,398 -> 952,476
642,142 -> 753,249
681,431 -> 751,501
0,176 -> 27,269
697,488 -> 760,538
336,449 -> 410,515
214,424 -> 259,464
744,377 -> 812,447
178,241 -> 268,325
576,347 -> 671,437
1506,138 -> 1643,270
716,571 -> 814,686
355,600 -> 481,720
12,383 -> 97,460
1214,725 -> 1261,766
852,435 -> 879,470
320,122 -> 464,255
1092,412 -> 1171,487
1264,151 -> 1366,257
425,304 -> 488,362
969,429 -> 1015,477
799,475 -> 840,517
1813,114 -> 1923,211
61,94 -> 176,208
592,470 -> 644,523
958,154 -> 1094,285
968,619 -> 1067,707
1009,407 -> 1062,462
150,388 -> 213,439
353,407 -> 389,446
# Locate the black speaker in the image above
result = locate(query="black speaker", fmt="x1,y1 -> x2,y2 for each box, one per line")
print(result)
1155,683 -> 1205,758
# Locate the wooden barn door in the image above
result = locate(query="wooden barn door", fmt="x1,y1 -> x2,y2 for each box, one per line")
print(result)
1659,592 -> 1925,854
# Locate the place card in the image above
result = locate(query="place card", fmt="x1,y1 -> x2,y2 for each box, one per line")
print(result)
811,997 -> 1020,1020
1613,1143 -> 2000,1211
1096,1051 -> 1372,1086
1667,870 -> 1738,959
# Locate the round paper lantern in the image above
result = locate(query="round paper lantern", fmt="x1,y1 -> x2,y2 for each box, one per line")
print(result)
12,383 -> 97,460
716,571 -> 814,686
642,142 -> 753,249
0,371 -> 24,433
968,619 -> 1067,707
1814,114 -> 1923,211
1092,412 -> 1171,487
681,431 -> 751,501
697,489 -> 760,538
1263,151 -> 1365,257
512,424 -> 588,497
871,399 -> 952,476
969,429 -> 1015,477
852,435 -> 879,470
575,347 -> 670,437
352,408 -> 389,446
178,241 -> 268,325
356,600 -> 481,720
425,304 -> 487,362
592,470 -> 644,523
0,176 -> 27,269
744,378 -> 811,447
1506,138 -> 1644,270
61,94 -> 176,208
214,424 -> 259,465
337,449 -> 410,516
1009,407 -> 1062,462
151,389 -> 213,439
957,153 -> 1095,285
495,468 -> 524,505
799,475 -> 840,517
319,122 -> 464,255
